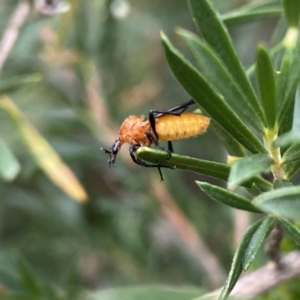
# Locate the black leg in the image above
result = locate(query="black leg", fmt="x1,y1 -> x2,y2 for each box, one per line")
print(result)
129,144 -> 174,181
146,99 -> 195,140
168,141 -> 174,153
148,99 -> 195,120
146,131 -> 171,159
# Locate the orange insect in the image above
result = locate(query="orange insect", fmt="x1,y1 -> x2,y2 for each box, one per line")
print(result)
102,99 -> 210,180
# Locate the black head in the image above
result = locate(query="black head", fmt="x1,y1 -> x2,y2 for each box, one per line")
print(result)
101,139 -> 122,168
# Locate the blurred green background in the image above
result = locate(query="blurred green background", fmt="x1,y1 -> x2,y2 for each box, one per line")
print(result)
0,0 -> 285,299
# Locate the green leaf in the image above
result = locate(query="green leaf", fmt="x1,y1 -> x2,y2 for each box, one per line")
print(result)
18,259 -> 42,297
179,29 -> 263,132
187,0 -> 265,125
278,37 -> 300,125
210,121 -> 246,157
279,217 -> 300,245
0,137 -> 20,181
274,131 -> 300,148
87,285 -> 203,300
256,45 -> 276,129
222,8 -> 282,26
253,186 -> 300,220
273,179 -> 293,189
274,83 -> 300,147
276,55 -> 291,114
136,147 -> 229,181
282,144 -> 300,178
136,147 -> 272,190
0,73 -> 42,93
218,218 -> 265,300
283,0 -> 300,27
228,154 -> 274,189
161,33 -> 267,155
197,181 -> 263,213
221,0 -> 282,26
242,217 -> 275,270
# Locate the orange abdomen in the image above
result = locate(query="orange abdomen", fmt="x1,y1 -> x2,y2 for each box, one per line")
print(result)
155,113 -> 210,141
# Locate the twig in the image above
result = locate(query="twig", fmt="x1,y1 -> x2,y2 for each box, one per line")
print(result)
0,1 -> 31,71
197,250 -> 300,299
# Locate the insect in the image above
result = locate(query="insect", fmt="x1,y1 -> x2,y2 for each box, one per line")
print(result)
101,99 -> 210,180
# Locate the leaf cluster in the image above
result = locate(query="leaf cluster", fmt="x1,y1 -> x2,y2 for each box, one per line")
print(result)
135,0 -> 300,298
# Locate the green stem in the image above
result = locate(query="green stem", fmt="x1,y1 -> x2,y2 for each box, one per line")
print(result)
264,127 -> 284,180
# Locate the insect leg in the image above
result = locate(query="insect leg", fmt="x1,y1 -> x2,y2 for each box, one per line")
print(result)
147,99 -> 195,140
150,99 -> 195,119
129,144 -> 174,181
168,141 -> 174,153
146,131 -> 171,159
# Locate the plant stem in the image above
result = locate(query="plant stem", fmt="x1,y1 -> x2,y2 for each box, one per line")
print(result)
264,128 -> 284,180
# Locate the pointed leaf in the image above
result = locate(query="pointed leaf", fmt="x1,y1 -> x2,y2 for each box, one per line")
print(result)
222,9 -> 282,26
179,29 -> 263,132
276,55 -> 291,113
256,45 -> 276,129
273,179 -> 293,189
197,181 -> 263,213
278,36 -> 300,124
0,137 -> 20,181
210,121 -> 246,157
283,0 -> 300,27
188,0 -> 265,125
136,147 -> 229,181
161,33 -> 267,154
87,285 -> 203,300
0,73 -> 42,93
221,0 -> 282,26
274,83 -> 300,147
0,95 -> 88,203
18,259 -> 42,296
136,147 -> 271,190
282,144 -> 300,178
253,186 -> 300,220
279,217 -> 300,245
243,217 -> 276,270
219,218 -> 265,300
228,154 -> 274,189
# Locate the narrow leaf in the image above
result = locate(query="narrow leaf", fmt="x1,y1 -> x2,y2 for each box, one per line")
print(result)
278,36 -> 300,124
221,0 -> 282,26
228,154 -> 274,189
0,73 -> 42,93
256,45 -> 276,129
283,0 -> 300,27
179,29 -> 263,132
253,186 -> 300,220
282,144 -> 300,178
136,147 -> 271,190
219,219 -> 265,300
0,95 -> 88,203
222,9 -> 282,26
136,147 -> 229,181
273,179 -> 293,189
274,83 -> 300,147
243,217 -> 275,270
197,181 -> 263,213
0,137 -> 20,181
210,121 -> 246,157
279,217 -> 300,245
188,0 -> 265,125
161,33 -> 267,154
276,55 -> 291,113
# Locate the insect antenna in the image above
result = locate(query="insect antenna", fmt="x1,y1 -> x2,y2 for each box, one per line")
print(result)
101,139 -> 122,168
